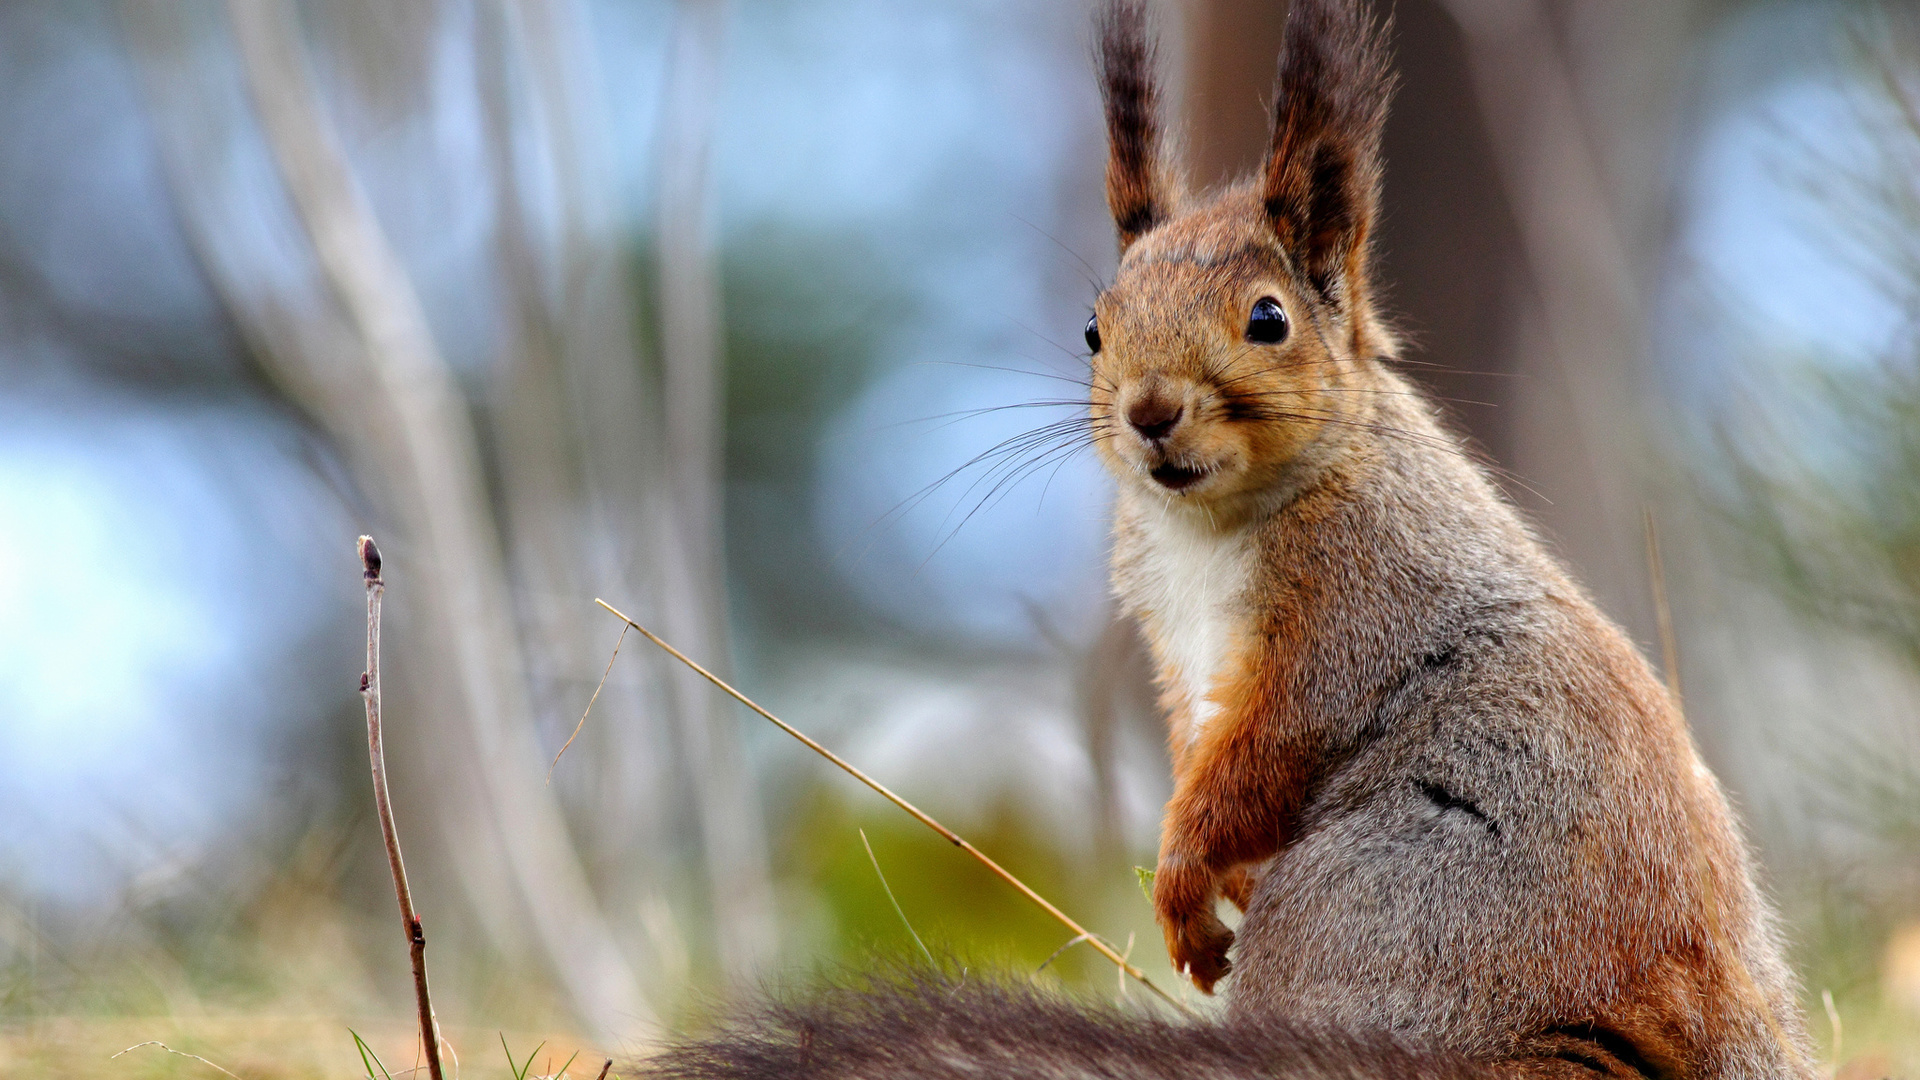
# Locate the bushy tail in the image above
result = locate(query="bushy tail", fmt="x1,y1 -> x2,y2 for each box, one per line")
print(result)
637,966 -> 1485,1080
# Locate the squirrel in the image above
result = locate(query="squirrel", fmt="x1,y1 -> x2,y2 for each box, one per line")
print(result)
642,1 -> 1817,1076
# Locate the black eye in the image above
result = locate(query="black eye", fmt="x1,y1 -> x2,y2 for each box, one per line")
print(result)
1246,297 -> 1288,344
1085,313 -> 1102,353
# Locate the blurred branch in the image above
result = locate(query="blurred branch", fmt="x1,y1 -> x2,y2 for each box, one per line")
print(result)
119,0 -> 651,1038
472,2 -> 678,953
1080,614 -> 1146,861
1025,598 -> 1144,861
650,0 -> 778,977
222,0 -> 650,1036
357,536 -> 445,1080
1711,9 -> 1920,663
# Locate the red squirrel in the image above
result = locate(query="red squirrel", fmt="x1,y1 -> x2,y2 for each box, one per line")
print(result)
644,1 -> 1816,1075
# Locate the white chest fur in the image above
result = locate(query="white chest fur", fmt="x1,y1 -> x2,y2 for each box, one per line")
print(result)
1115,502 -> 1257,747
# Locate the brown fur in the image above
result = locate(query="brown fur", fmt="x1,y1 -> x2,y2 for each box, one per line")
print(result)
1092,0 -> 1815,1076
1097,1 -> 1178,250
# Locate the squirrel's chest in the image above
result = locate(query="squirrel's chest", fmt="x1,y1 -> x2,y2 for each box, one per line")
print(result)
1113,508 -> 1258,749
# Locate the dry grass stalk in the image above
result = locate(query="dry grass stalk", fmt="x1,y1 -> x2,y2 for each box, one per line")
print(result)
111,1041 -> 244,1080
360,536 -> 446,1080
550,622 -> 629,781
592,598 -> 1194,1016
1642,508 -> 1683,703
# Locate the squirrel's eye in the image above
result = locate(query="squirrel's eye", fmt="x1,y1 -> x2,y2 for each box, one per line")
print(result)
1246,297 -> 1289,344
1085,313 -> 1102,354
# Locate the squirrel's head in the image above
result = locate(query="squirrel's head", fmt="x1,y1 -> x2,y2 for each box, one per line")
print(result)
1088,0 -> 1395,514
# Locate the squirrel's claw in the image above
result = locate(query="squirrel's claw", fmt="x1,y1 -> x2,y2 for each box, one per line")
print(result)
1154,854 -> 1235,993
1168,913 -> 1234,993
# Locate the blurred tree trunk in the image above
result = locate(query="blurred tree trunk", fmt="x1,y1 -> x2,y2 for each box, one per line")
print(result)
120,0 -> 650,1040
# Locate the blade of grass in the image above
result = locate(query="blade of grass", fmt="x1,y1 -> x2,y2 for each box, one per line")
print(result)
860,828 -> 935,966
502,1035 -> 544,1080
349,1030 -> 395,1080
594,597 -> 1193,1016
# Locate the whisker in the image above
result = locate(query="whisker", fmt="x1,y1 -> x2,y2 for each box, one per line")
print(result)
1009,212 -> 1107,294
922,434 -> 1107,566
841,414 -> 1103,562
915,358 -> 1095,390
878,400 -> 1092,435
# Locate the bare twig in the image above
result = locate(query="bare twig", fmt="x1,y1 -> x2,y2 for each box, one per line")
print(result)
595,1060 -> 613,1080
361,536 -> 446,1080
593,598 -> 1194,1016
550,623 -> 629,781
112,1041 -> 245,1080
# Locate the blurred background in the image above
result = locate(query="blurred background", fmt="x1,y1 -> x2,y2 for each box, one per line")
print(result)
0,0 -> 1916,1075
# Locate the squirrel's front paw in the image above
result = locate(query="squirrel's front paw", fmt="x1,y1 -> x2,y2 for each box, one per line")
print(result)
1154,855 -> 1234,993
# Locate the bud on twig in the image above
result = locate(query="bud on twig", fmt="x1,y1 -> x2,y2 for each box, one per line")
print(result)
358,535 -> 382,581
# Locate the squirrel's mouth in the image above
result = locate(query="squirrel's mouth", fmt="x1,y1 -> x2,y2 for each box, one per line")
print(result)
1149,461 -> 1212,491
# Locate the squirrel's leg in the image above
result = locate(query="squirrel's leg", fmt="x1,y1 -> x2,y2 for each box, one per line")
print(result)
1218,864 -> 1258,912
1154,717 -> 1303,993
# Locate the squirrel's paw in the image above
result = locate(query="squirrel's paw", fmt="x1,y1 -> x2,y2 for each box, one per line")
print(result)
1154,855 -> 1235,993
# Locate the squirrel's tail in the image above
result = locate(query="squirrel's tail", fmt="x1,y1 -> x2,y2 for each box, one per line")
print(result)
637,967 -> 1487,1080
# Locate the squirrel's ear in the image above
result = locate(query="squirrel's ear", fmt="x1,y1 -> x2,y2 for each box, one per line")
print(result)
1262,0 -> 1394,306
1098,2 -> 1173,252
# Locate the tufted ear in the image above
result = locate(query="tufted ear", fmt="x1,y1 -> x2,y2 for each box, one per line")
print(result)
1262,0 -> 1394,306
1098,2 -> 1174,252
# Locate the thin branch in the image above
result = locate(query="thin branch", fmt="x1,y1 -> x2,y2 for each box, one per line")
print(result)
361,536 -> 445,1080
593,598 -> 1194,1017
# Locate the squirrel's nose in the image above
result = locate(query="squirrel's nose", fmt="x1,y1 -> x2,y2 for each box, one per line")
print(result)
1127,396 -> 1183,443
